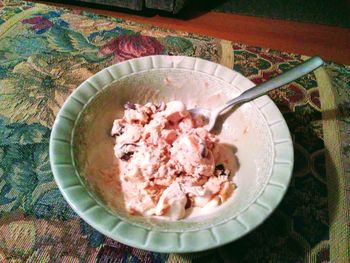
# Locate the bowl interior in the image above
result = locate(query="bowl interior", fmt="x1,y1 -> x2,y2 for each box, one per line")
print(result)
73,68 -> 273,231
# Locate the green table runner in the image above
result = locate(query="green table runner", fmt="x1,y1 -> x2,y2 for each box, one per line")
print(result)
0,1 -> 349,262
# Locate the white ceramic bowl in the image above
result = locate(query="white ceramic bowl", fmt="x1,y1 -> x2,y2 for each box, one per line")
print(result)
50,55 -> 293,253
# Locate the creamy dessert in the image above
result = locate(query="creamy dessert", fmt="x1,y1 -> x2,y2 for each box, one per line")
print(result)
111,101 -> 235,220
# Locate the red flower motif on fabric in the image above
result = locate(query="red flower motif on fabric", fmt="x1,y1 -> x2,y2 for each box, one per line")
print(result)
307,88 -> 321,111
22,16 -> 53,34
269,83 -> 307,111
250,71 -> 277,84
100,35 -> 164,62
286,83 -> 306,104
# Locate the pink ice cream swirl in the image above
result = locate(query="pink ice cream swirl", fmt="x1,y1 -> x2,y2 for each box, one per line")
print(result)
111,100 -> 235,220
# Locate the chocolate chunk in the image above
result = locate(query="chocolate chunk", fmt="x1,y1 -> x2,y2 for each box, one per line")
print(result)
224,170 -> 231,176
111,123 -> 125,136
116,143 -> 137,161
124,102 -> 136,110
120,152 -> 133,161
199,141 -> 208,158
215,164 -> 225,171
123,143 -> 137,147
185,195 -> 192,209
215,164 -> 230,176
175,171 -> 184,177
156,101 -> 166,112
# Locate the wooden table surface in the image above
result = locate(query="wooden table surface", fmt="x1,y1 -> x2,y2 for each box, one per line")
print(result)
33,1 -> 350,65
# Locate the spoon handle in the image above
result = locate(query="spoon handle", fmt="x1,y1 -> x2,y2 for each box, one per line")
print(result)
219,56 -> 324,113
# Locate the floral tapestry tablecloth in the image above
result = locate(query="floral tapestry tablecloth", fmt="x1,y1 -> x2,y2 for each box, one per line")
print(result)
0,1 -> 349,262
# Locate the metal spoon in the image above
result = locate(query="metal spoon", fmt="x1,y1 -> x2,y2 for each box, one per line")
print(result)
189,56 -> 324,131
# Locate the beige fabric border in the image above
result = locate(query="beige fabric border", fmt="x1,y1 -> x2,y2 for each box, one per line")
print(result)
315,66 -> 350,263
307,240 -> 330,263
0,5 -> 48,39
219,39 -> 234,69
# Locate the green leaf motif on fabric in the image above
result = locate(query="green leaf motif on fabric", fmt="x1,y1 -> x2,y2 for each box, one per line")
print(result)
0,35 -> 48,69
48,25 -> 97,52
47,26 -> 75,52
45,25 -> 109,63
0,121 -> 49,145
233,50 -> 273,77
257,58 -> 272,70
46,25 -> 105,62
10,162 -> 38,194
33,143 -> 52,184
0,117 -> 76,220
163,36 -> 194,55
278,60 -> 300,71
0,53 -> 100,127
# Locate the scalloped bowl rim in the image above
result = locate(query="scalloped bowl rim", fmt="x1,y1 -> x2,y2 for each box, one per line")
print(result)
49,55 -> 294,253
